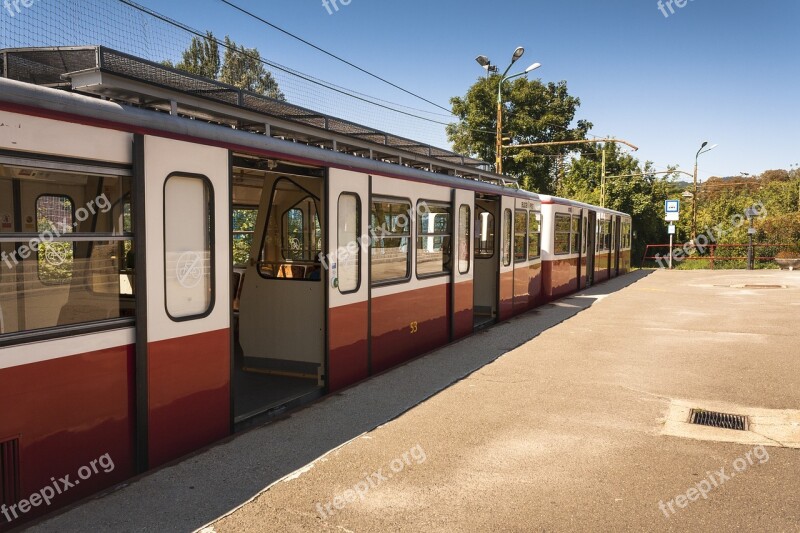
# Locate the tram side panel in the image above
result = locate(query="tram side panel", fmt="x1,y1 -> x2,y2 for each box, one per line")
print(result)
327,169 -> 370,391
541,202 -> 583,301
452,188 -> 475,339
141,136 -> 230,467
369,176 -> 450,374
593,212 -> 612,283
0,111 -> 136,527
497,196 -> 515,321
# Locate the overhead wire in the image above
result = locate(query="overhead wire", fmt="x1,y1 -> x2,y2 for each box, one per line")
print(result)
217,0 -> 454,114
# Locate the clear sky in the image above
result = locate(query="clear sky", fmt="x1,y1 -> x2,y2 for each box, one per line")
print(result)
6,0 -> 799,179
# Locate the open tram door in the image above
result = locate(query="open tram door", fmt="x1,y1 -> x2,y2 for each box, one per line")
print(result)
585,210 -> 597,287
473,194 -> 501,329
235,155 -> 326,424
613,215 -> 622,276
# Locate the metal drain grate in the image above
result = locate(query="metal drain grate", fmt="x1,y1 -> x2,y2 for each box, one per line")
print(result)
689,409 -> 748,431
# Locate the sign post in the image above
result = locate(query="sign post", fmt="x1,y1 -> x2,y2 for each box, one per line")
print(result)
665,200 -> 680,270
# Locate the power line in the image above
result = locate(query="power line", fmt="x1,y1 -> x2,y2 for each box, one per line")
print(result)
217,0 -> 453,114
117,0 -> 456,126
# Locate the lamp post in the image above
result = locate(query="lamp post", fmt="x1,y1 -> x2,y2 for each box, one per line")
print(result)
692,141 -> 718,240
475,55 -> 498,77
477,47 -> 541,175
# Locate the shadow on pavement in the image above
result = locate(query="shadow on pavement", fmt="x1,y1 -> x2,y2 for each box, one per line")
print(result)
29,270 -> 652,533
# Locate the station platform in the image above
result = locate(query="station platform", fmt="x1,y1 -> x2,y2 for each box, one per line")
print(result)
28,270 -> 800,532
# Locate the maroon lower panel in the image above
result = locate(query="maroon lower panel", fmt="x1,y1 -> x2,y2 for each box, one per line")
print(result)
513,264 -> 530,314
579,257 -> 588,289
542,257 -> 580,301
0,345 -> 135,530
498,270 -> 514,321
148,329 -> 230,468
453,279 -> 474,340
527,262 -> 543,309
329,301 -> 369,391
595,252 -> 611,283
371,283 -> 449,374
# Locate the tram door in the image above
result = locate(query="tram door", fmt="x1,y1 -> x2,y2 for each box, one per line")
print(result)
585,210 -> 597,287
473,194 -> 500,329
139,135 -> 231,468
237,158 -> 326,422
452,189 -> 474,339
613,215 -> 622,276
327,169 -> 369,391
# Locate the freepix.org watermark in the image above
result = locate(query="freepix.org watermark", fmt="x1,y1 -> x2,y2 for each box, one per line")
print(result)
1,453 -> 115,524
0,193 -> 113,270
653,202 -> 766,269
657,0 -> 696,18
3,0 -> 39,18
322,0 -> 352,15
316,200 -> 432,272
315,444 -> 427,521
658,445 -> 769,518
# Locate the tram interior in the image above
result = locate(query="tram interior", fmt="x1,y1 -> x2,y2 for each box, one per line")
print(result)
0,162 -> 133,336
473,194 -> 500,328
231,154 -> 325,422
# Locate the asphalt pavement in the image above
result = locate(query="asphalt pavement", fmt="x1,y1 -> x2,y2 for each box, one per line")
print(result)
29,269 -> 800,532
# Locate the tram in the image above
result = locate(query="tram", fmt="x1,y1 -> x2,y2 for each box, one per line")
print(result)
0,46 -> 631,527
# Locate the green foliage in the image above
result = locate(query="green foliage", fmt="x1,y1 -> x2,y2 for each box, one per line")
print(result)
232,208 -> 257,266
557,142 -> 682,265
176,31 -> 220,79
447,75 -> 590,194
169,32 -> 285,100
220,36 -> 285,100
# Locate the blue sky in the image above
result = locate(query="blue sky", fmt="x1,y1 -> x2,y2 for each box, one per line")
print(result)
6,0 -> 799,179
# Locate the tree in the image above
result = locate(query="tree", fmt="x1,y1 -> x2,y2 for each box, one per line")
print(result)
447,76 -> 590,193
220,36 -> 285,100
558,142 -> 682,264
168,33 -> 285,101
175,31 -> 220,79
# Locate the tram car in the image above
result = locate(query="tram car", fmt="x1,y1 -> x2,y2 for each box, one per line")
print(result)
0,46 -> 631,527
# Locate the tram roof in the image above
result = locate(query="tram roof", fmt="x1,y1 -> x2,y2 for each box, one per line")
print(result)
0,46 -> 514,187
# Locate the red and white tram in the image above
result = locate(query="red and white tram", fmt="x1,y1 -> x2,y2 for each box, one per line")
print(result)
0,47 -> 631,526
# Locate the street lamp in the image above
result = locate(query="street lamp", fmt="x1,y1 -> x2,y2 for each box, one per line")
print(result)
475,55 -> 498,76
692,141 -> 718,239
485,46 -> 540,175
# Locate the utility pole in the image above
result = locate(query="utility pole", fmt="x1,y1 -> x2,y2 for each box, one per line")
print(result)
601,148 -> 607,208
503,138 -> 638,207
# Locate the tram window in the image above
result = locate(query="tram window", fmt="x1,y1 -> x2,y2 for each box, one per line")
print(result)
417,201 -> 451,278
582,216 -> 588,255
35,194 -> 75,285
528,211 -> 541,259
554,213 -> 571,255
164,174 -> 214,320
0,162 -> 134,338
458,204 -> 470,274
284,207 -> 305,260
260,179 -> 321,279
502,209 -> 512,267
514,209 -> 527,263
474,207 -> 494,259
337,193 -> 360,293
232,207 -> 257,267
571,215 -> 581,254
371,198 -> 411,284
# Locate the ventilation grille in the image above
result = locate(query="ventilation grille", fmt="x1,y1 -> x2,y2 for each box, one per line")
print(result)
690,409 -> 748,431
1,438 -> 20,506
